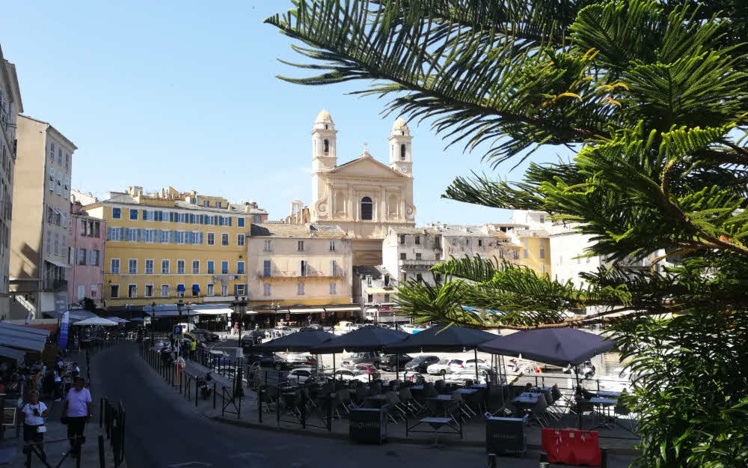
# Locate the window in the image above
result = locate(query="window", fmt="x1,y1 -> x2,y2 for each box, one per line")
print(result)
329,240 -> 336,251
112,207 -> 121,219
400,144 -> 406,160
416,273 -> 423,284
263,284 -> 271,296
366,275 -> 372,287
416,253 -> 422,260
478,239 -> 483,247
237,218 -> 245,228
415,236 -> 420,245
330,260 -> 338,276
145,284 -> 153,297
54,233 -> 59,255
207,233 -> 215,245
77,248 -> 86,265
434,273 -> 442,283
49,167 -> 55,191
367,294 -> 373,303
539,215 -> 545,223
129,209 -> 138,220
221,284 -> 228,296
128,259 -> 137,274
237,261 -> 245,274
384,294 -> 390,302
145,259 -> 154,274
111,258 -> 120,274
323,139 -> 329,153
221,261 -> 228,274
128,284 -> 137,298
263,260 -> 271,277
207,260 -> 214,274
161,285 -> 169,297
330,282 -> 337,295
161,259 -> 170,274
297,240 -> 304,252
77,285 -> 85,301
540,248 -> 545,259
297,283 -> 305,295
523,249 -> 528,259
215,202 -> 222,208
207,283 -> 214,296
192,284 -> 200,297
253,215 -> 262,223
400,253 -> 406,260
384,274 -> 390,287
399,235 -> 405,244
177,284 -> 185,297
50,143 -> 55,160
177,260 -> 185,274
90,285 -> 98,298
221,233 -> 229,246
299,260 -> 307,277
234,284 -> 246,296
263,240 -> 272,252
361,196 -> 373,220
237,234 -> 245,247
110,284 -> 119,298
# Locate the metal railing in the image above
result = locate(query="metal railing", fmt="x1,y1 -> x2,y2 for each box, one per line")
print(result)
99,398 -> 126,467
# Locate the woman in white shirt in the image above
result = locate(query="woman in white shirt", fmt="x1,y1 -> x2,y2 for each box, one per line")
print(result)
22,390 -> 48,459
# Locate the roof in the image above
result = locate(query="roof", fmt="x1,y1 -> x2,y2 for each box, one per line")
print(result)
89,192 -> 267,216
392,117 -> 410,134
514,229 -> 550,238
353,265 -> 389,279
18,115 -> 77,150
315,109 -> 334,124
330,155 -> 407,178
249,223 -> 346,239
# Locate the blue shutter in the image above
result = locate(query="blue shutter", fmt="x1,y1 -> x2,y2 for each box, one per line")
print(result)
169,212 -> 174,222
229,217 -> 233,226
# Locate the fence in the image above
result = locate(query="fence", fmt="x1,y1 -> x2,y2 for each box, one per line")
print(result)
100,397 -> 126,467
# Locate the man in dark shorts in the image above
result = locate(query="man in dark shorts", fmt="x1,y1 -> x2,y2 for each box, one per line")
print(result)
63,376 -> 92,457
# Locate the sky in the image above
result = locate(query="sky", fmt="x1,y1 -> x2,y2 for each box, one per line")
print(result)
1,0 -> 562,225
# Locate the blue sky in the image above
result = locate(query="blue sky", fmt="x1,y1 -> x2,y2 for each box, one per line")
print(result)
1,1 -> 562,225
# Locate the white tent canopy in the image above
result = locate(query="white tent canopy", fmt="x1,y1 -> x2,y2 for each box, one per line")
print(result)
72,317 -> 119,327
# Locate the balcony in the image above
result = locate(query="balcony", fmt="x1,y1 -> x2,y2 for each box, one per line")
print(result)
256,270 -> 344,281
53,279 -> 68,291
399,258 -> 438,268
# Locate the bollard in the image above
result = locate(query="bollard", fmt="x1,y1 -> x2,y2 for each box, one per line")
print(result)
98,435 -> 106,468
99,398 -> 104,427
539,452 -> 549,468
213,382 -> 217,409
195,378 -> 199,407
601,449 -> 608,468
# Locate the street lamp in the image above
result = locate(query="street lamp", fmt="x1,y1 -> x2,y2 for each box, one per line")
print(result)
231,295 -> 248,398
177,299 -> 184,335
186,302 -> 192,333
151,302 -> 157,344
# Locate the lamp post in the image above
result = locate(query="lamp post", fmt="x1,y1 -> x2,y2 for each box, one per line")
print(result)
231,295 -> 248,398
151,302 -> 156,344
186,302 -> 192,333
177,299 -> 184,335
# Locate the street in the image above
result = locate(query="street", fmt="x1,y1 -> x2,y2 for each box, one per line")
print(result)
93,344 -> 636,468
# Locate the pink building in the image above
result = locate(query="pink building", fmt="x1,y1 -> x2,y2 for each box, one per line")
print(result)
68,202 -> 105,308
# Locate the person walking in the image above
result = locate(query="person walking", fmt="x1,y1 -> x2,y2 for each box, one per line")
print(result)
21,390 -> 48,461
63,376 -> 92,458
53,370 -> 62,401
189,339 -> 197,360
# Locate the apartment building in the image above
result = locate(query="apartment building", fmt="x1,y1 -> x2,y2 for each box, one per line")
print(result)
68,201 -> 105,308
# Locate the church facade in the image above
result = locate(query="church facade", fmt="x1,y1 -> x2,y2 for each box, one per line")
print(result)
309,110 -> 416,265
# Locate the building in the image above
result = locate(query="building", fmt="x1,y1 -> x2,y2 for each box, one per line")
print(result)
382,223 -> 521,286
352,265 -> 402,323
0,46 -> 22,319
9,115 -> 75,320
247,223 -> 358,323
305,110 -> 417,265
83,186 -> 268,312
68,201 -> 105,309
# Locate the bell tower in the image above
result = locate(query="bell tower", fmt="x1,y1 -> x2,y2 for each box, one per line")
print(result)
389,117 -> 412,177
312,109 -> 337,173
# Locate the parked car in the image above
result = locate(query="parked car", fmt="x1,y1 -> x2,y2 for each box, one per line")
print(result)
331,369 -> 370,382
333,321 -> 356,335
405,355 -> 440,373
282,353 -> 318,368
192,328 -> 220,342
285,367 -> 322,385
380,354 -> 413,372
464,358 -> 490,371
427,358 -> 465,376
353,364 -> 381,380
341,352 -> 381,368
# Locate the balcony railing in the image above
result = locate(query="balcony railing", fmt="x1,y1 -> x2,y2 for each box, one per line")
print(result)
257,270 -> 344,280
399,258 -> 438,267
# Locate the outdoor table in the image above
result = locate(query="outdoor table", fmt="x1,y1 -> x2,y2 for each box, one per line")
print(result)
433,394 -> 452,401
469,383 -> 488,389
512,393 -> 540,420
596,391 -> 622,399
589,397 -> 618,430
407,417 -> 460,447
427,396 -> 454,418
365,394 -> 389,409
409,385 -> 424,391
454,388 -> 478,396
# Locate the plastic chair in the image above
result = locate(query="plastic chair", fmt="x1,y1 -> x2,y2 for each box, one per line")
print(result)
398,387 -> 423,414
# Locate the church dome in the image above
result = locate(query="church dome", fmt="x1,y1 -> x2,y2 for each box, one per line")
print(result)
392,117 -> 410,135
315,109 -> 334,125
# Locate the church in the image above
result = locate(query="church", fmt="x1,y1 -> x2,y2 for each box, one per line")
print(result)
299,110 -> 417,265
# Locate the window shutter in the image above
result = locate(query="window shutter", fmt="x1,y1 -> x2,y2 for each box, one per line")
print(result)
330,260 -> 335,276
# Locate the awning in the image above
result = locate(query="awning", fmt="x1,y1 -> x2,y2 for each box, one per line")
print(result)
46,259 -> 70,269
323,306 -> 360,312
0,330 -> 47,352
0,322 -> 51,337
0,345 -> 26,363
176,285 -> 186,292
289,308 -> 325,314
194,308 -> 232,316
192,284 -> 200,293
365,288 -> 393,295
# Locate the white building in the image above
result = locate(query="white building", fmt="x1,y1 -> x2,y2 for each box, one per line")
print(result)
0,46 -> 22,319
382,223 -> 520,286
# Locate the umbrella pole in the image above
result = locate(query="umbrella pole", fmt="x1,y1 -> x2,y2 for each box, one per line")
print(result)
333,354 -> 336,382
576,369 -> 582,429
396,353 -> 400,381
474,348 -> 479,382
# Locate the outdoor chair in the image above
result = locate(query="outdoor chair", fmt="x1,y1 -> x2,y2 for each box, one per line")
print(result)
530,396 -> 550,427
450,391 -> 474,420
385,392 -> 407,423
463,388 -> 486,415
398,387 -> 423,415
434,379 -> 446,393
368,381 -> 383,396
423,382 -> 439,400
551,384 -> 563,402
260,385 -> 279,413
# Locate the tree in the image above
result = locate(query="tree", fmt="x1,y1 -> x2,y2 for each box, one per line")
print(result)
267,1 -> 748,466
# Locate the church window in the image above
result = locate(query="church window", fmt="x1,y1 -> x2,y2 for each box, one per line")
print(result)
323,139 -> 329,154
361,197 -> 373,220
400,144 -> 406,160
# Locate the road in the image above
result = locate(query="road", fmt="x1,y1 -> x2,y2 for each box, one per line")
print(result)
94,344 -> 635,468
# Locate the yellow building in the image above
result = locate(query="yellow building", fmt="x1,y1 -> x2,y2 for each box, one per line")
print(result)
514,229 -> 552,275
84,186 -> 268,311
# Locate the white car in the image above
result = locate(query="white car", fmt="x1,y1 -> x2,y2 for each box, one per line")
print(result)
465,358 -> 490,371
286,367 -> 320,385
426,358 -> 465,376
331,369 -> 370,382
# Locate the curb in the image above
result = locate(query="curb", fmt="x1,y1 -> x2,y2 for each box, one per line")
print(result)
210,416 -> 639,456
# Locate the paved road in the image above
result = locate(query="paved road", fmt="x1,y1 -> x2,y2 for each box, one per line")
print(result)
94,344 -> 635,468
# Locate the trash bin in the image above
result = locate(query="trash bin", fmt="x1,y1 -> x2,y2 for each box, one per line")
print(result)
486,415 -> 527,456
349,406 -> 388,444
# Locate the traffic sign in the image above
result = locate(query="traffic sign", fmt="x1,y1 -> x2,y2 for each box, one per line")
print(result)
173,325 -> 183,335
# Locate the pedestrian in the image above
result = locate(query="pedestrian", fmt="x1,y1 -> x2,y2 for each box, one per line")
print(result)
233,322 -> 239,335
22,390 -> 48,461
53,370 -> 62,401
62,376 -> 92,458
189,339 -> 196,360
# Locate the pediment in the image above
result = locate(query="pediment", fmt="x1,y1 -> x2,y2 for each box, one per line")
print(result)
330,157 -> 407,178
